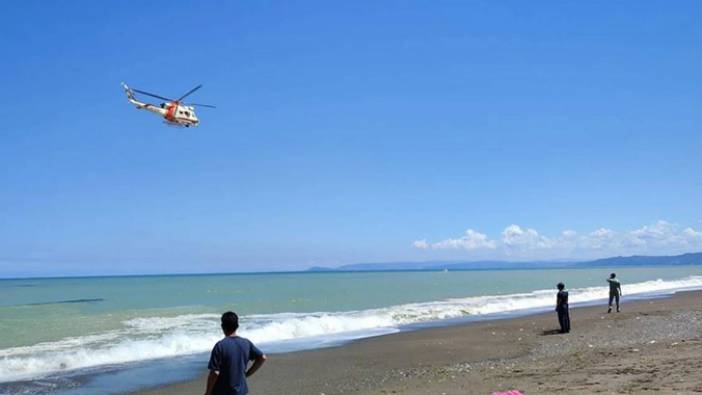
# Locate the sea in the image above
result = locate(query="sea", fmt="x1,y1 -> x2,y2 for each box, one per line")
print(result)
2,266 -> 702,395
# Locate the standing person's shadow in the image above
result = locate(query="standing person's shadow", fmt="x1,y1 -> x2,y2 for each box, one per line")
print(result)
540,329 -> 563,336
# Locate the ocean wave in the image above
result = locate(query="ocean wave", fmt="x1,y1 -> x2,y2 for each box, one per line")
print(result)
1,275 -> 701,383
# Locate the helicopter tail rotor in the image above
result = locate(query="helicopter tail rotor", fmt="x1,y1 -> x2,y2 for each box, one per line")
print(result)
121,82 -> 135,100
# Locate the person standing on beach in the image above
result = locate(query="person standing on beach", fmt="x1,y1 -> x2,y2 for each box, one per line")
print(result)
555,282 -> 570,333
205,311 -> 267,395
607,273 -> 622,313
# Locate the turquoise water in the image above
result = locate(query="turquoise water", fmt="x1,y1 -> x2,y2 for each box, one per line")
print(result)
2,266 -> 702,393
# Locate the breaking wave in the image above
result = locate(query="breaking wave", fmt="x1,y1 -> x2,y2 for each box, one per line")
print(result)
2,275 -> 702,383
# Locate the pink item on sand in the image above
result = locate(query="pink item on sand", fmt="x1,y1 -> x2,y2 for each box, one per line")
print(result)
491,391 -> 524,395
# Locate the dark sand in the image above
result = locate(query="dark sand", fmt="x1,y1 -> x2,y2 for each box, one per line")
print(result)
133,291 -> 702,394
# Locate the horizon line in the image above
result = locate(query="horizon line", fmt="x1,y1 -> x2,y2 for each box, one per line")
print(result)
2,251 -> 700,281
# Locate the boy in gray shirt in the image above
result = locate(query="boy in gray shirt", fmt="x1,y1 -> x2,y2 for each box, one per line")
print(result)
607,273 -> 622,313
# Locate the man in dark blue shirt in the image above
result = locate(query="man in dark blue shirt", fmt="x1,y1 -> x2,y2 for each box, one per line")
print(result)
205,312 -> 267,395
555,282 -> 570,333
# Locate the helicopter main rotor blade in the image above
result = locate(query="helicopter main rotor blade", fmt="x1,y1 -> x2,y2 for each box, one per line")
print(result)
188,103 -> 216,108
131,88 -> 174,102
177,84 -> 203,102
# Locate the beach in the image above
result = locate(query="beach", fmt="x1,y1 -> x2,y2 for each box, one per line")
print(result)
133,290 -> 702,395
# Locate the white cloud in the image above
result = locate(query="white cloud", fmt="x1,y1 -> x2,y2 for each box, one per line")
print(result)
683,227 -> 702,240
584,228 -> 615,250
621,220 -> 702,252
561,230 -> 578,238
501,225 -> 554,251
412,239 -> 429,249
590,228 -> 614,238
432,229 -> 497,250
414,220 -> 702,259
413,229 -> 496,251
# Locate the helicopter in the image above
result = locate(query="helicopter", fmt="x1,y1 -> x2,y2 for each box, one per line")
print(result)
121,83 -> 215,127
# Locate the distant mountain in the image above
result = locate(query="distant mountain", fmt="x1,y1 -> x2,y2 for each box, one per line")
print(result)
307,252 -> 702,272
306,266 -> 337,272
308,260 -> 569,272
575,252 -> 702,267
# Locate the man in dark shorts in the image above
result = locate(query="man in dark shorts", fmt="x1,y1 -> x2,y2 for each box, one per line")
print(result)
555,282 -> 570,333
607,273 -> 622,313
205,311 -> 267,395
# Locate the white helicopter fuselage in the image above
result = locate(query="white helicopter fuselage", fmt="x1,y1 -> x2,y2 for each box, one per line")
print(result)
122,84 -> 200,127
161,102 -> 200,127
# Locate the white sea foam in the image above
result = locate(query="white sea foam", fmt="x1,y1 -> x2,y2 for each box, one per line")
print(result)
1,275 -> 701,383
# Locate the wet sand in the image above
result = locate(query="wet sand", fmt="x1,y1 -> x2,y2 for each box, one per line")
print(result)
133,291 -> 702,394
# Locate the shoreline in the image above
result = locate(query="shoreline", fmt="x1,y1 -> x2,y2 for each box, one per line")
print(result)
131,290 -> 702,394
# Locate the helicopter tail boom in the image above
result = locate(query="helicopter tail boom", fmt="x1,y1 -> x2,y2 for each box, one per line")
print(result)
121,82 -> 166,116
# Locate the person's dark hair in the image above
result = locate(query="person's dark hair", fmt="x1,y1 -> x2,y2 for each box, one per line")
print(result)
610,273 -> 616,278
221,311 -> 239,334
557,282 -> 565,290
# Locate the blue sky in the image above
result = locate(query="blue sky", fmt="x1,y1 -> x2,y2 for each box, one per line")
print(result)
1,1 -> 701,276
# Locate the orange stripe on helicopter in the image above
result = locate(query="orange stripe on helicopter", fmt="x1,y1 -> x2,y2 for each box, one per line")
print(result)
165,103 -> 177,121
